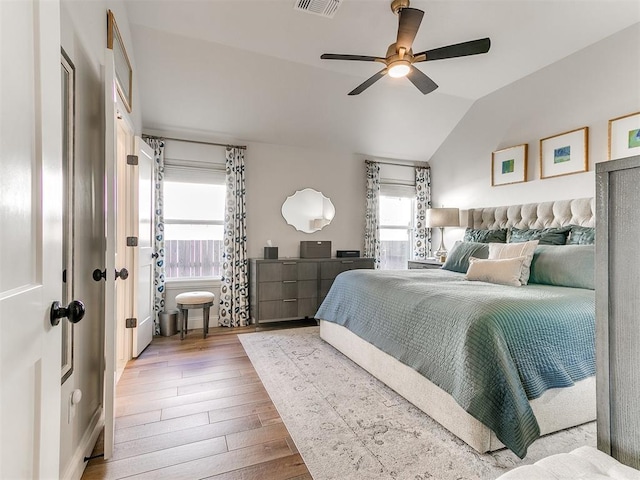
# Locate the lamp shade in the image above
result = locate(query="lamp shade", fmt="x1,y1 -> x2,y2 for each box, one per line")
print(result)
426,208 -> 460,228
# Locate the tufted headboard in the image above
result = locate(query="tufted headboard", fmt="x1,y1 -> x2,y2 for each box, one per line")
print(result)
467,197 -> 594,230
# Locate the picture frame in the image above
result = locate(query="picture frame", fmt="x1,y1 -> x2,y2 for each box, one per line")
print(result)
491,144 -> 528,186
539,127 -> 588,179
608,111 -> 640,160
107,10 -> 132,112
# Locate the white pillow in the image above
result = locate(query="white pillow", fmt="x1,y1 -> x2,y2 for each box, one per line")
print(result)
466,256 -> 527,287
488,240 -> 539,285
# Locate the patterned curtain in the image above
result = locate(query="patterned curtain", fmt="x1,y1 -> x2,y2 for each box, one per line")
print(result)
364,160 -> 381,268
414,166 -> 433,259
147,138 -> 165,335
219,147 -> 250,327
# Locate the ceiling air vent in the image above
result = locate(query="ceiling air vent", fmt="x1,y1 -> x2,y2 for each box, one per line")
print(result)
294,0 -> 342,18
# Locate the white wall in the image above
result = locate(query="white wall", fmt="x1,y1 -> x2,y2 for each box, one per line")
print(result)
429,23 -> 640,246
145,132 -> 369,327
59,0 -> 141,477
147,130 -> 368,260
245,142 -> 367,259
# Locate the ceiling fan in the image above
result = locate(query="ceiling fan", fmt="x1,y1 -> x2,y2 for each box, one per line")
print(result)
320,0 -> 491,95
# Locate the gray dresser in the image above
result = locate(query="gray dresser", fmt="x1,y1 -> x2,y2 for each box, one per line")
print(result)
595,154 -> 640,469
249,258 -> 374,324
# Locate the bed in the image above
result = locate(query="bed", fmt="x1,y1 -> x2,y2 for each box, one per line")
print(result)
317,197 -> 596,459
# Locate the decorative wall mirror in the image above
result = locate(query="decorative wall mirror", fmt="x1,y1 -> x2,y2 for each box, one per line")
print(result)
282,188 -> 336,233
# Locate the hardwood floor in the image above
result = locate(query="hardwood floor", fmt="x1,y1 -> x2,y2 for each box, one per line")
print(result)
82,322 -> 314,479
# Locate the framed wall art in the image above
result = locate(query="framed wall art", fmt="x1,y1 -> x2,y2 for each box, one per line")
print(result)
107,10 -> 133,112
608,111 -> 640,160
491,144 -> 528,186
539,127 -> 588,179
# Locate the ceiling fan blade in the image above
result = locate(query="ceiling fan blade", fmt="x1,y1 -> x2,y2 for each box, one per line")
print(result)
396,7 -> 424,52
348,69 -> 387,96
321,53 -> 382,62
414,37 -> 491,62
406,67 -> 438,95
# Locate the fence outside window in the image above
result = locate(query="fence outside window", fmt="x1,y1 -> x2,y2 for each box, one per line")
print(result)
164,239 -> 224,278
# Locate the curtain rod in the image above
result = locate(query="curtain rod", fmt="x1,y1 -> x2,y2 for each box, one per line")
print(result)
366,159 -> 429,168
144,134 -> 247,150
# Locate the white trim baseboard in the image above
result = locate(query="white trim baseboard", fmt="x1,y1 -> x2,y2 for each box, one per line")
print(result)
60,407 -> 104,480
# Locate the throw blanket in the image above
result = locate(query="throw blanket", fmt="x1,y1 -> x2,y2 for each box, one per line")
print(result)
315,269 -> 595,458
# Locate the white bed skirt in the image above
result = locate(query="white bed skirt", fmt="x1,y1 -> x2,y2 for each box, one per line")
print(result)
319,319 -> 596,454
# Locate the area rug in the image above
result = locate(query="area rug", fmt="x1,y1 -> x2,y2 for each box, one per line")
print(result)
238,326 -> 595,480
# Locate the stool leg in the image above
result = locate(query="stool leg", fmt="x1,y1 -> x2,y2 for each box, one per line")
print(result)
180,309 -> 189,340
203,306 -> 210,338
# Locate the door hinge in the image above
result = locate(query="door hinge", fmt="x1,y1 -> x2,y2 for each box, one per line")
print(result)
126,155 -> 138,166
126,236 -> 138,247
125,318 -> 137,328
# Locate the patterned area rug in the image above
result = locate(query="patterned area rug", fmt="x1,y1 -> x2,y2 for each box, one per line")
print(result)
238,326 -> 596,480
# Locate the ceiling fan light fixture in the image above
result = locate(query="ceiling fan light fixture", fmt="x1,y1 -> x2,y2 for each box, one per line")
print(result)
388,60 -> 411,78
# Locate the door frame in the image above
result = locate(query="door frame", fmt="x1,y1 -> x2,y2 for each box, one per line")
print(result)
103,47 -> 138,460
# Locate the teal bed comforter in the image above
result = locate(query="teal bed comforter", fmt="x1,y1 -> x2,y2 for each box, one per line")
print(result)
315,268 -> 595,458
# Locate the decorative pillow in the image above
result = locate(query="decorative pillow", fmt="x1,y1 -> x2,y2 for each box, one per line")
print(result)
463,228 -> 507,243
465,256 -> 527,287
442,241 -> 490,273
509,227 -> 571,245
529,245 -> 595,289
488,240 -> 539,285
567,225 -> 595,245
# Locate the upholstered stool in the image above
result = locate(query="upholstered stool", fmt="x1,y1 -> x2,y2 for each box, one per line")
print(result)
175,291 -> 215,340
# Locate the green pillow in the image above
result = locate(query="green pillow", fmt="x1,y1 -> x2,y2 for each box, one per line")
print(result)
509,226 -> 571,245
528,245 -> 594,289
567,225 -> 595,245
442,241 -> 490,273
463,228 -> 507,243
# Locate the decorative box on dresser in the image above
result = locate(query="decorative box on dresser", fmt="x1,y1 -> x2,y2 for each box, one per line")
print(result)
250,258 -> 374,324
595,154 -> 640,469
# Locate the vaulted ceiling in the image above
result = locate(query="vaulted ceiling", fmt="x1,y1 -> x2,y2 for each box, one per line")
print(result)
126,0 -> 640,161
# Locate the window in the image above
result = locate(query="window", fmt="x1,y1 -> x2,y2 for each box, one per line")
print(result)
163,162 -> 226,278
379,187 -> 415,270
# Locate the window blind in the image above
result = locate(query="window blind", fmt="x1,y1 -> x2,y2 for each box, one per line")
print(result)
163,158 -> 225,185
380,182 -> 416,198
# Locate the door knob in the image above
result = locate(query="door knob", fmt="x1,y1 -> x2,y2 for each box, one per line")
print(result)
92,268 -> 106,282
93,268 -> 129,281
50,300 -> 85,326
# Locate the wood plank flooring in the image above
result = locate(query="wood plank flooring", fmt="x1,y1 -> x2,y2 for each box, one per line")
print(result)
82,322 -> 314,479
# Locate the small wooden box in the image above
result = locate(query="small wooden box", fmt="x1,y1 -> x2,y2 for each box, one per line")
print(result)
300,241 -> 331,258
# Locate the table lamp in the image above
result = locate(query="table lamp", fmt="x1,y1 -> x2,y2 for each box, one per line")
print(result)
426,207 -> 460,261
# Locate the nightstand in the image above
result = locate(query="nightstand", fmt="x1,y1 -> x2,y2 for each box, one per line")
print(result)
407,258 -> 444,269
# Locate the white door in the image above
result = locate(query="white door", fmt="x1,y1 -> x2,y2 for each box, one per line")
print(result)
132,137 -> 155,357
103,48 -> 118,461
0,0 -> 64,477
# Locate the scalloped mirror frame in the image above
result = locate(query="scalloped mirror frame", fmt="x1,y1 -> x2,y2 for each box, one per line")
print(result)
282,188 -> 336,233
